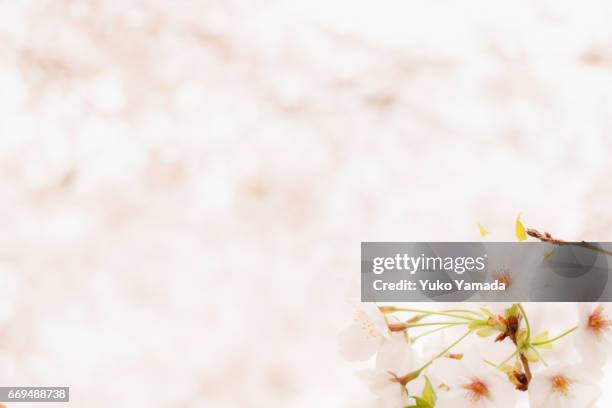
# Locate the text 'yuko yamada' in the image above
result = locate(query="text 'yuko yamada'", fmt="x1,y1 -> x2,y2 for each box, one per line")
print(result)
372,279 -> 506,292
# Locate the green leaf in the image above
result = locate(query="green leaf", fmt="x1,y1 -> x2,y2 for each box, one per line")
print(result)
480,307 -> 493,317
476,326 -> 495,337
533,330 -> 549,343
468,320 -> 487,330
533,330 -> 554,350
421,376 -> 437,407
477,222 -> 489,237
505,304 -> 520,319
523,348 -> 540,362
411,396 -> 433,408
515,212 -> 527,241
516,329 -> 528,348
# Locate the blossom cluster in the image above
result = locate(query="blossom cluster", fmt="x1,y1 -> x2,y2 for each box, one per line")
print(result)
340,302 -> 610,407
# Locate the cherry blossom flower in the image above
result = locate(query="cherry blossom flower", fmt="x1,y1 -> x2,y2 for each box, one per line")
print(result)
575,303 -> 612,366
358,334 -> 418,407
435,351 -> 518,408
342,301 -> 608,408
376,332 -> 414,372
528,363 -> 602,408
338,303 -> 391,361
357,369 -> 413,407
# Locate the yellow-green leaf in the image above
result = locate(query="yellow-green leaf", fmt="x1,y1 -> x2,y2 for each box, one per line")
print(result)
524,348 -> 540,362
411,396 -> 433,408
477,326 -> 495,337
543,249 -> 555,261
480,307 -> 493,317
421,376 -> 437,407
533,331 -> 549,344
477,223 -> 489,237
468,320 -> 487,330
500,364 -> 514,373
515,212 -> 527,241
516,329 -> 528,348
505,304 -> 520,319
533,331 -> 554,350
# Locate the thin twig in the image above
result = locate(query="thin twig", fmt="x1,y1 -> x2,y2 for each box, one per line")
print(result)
526,228 -> 612,257
519,353 -> 532,383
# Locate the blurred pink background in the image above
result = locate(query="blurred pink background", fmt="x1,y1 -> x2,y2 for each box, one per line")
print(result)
0,1 -> 611,406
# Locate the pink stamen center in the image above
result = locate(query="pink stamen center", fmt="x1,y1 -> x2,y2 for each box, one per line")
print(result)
493,268 -> 513,288
588,305 -> 612,335
462,378 -> 490,402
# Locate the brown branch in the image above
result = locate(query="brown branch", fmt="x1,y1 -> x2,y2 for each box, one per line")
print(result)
519,353 -> 532,383
526,228 -> 612,257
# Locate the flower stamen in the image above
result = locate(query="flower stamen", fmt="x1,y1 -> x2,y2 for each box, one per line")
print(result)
551,375 -> 572,396
587,305 -> 612,336
492,268 -> 513,289
355,309 -> 380,338
462,378 -> 490,402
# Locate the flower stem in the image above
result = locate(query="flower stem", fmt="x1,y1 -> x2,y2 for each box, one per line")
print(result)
518,303 -> 531,340
389,321 -> 469,332
441,309 -> 486,318
405,321 -> 470,329
531,326 -> 578,346
497,350 -> 519,368
410,324 -> 462,342
416,330 -> 473,375
484,359 -> 504,371
529,345 -> 548,367
384,308 -> 476,321
520,353 -> 532,382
